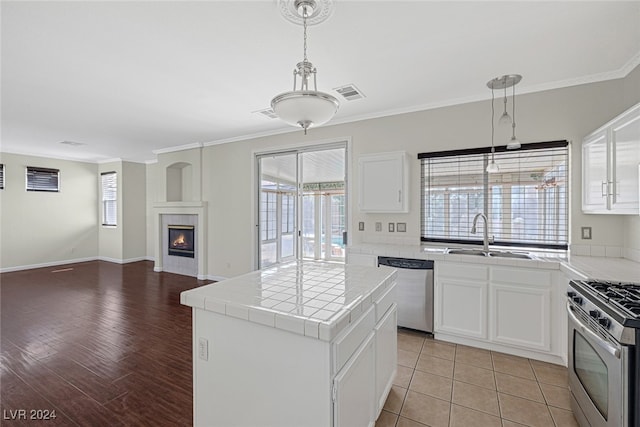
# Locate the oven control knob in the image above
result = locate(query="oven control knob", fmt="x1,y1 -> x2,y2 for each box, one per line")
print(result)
598,318 -> 611,329
589,310 -> 601,319
572,296 -> 583,305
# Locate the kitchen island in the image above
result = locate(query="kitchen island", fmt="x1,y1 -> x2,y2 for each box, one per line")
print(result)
180,261 -> 397,427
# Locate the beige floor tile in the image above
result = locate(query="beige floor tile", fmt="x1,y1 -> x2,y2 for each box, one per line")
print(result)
495,372 -> 545,403
499,393 -> 555,427
455,345 -> 493,369
398,348 -> 419,368
375,410 -> 399,427
539,382 -> 571,410
454,362 -> 496,390
415,354 -> 454,378
492,353 -> 536,380
400,390 -> 450,427
531,363 -> 569,387
398,331 -> 425,353
421,339 -> 456,361
548,406 -> 580,427
501,421 -> 528,427
396,416 -> 429,427
449,403 -> 502,427
394,364 -> 414,388
409,369 -> 453,401
451,380 -> 499,416
383,385 -> 407,414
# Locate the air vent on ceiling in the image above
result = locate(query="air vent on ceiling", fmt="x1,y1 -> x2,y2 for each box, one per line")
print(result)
334,84 -> 365,101
59,140 -> 86,146
253,108 -> 278,119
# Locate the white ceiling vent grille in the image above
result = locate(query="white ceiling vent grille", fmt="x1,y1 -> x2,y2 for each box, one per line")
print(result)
253,108 -> 278,119
334,84 -> 365,101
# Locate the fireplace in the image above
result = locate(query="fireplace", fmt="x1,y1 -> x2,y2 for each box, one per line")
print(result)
168,225 -> 195,258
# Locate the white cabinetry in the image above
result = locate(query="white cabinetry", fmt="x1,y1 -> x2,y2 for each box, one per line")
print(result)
191,284 -> 397,427
489,268 -> 551,352
358,151 -> 409,213
435,262 -> 488,339
435,261 -> 561,363
333,332 -> 375,427
582,102 -> 640,214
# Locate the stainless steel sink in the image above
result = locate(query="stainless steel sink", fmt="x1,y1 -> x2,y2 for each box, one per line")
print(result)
488,251 -> 532,259
445,248 -> 533,259
445,248 -> 487,256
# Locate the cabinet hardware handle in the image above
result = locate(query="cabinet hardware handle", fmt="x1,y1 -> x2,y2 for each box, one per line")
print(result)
601,181 -> 607,197
398,190 -> 401,203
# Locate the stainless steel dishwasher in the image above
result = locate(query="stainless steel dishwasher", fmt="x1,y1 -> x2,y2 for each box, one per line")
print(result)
377,256 -> 434,333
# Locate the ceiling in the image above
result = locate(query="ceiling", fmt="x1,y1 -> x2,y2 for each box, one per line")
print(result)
2,1 -> 639,164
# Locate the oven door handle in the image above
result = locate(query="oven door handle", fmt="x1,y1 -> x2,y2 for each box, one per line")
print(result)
567,302 -> 621,359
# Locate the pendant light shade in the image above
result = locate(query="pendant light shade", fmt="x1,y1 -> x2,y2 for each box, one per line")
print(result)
271,90 -> 339,130
271,0 -> 339,134
487,74 -> 522,150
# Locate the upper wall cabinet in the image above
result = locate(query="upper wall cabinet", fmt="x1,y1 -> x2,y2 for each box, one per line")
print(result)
582,103 -> 640,214
358,151 -> 409,213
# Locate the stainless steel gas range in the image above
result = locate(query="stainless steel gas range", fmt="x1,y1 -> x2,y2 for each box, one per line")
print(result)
567,279 -> 640,427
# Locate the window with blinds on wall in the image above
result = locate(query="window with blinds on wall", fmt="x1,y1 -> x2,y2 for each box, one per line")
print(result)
26,166 -> 60,192
101,172 -> 117,226
419,141 -> 569,250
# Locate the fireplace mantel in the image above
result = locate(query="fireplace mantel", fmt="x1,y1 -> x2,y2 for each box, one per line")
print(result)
153,201 -> 207,279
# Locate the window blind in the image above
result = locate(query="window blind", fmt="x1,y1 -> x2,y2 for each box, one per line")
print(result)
101,172 -> 117,226
420,141 -> 569,250
0,164 -> 4,190
26,167 -> 59,192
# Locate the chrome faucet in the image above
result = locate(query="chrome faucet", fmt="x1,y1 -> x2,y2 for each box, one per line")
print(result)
471,213 -> 492,254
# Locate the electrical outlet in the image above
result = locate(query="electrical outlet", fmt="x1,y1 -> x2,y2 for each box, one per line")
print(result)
198,337 -> 208,361
375,222 -> 382,232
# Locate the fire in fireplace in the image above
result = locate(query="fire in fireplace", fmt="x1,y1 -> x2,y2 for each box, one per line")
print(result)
168,225 -> 195,258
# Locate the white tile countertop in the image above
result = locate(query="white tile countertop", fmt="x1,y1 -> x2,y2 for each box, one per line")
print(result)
180,260 -> 396,341
348,243 -> 640,282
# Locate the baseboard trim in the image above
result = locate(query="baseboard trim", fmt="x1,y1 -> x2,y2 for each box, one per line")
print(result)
207,275 -> 227,282
97,256 -> 149,264
0,257 -> 98,273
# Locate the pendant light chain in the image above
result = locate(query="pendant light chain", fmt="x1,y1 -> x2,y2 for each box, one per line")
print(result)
491,88 -> 496,159
302,5 -> 308,64
511,83 -> 516,139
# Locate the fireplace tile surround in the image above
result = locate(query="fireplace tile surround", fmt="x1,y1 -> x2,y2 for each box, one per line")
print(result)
153,202 -> 207,279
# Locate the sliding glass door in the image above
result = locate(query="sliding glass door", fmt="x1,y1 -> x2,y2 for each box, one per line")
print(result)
257,144 -> 346,269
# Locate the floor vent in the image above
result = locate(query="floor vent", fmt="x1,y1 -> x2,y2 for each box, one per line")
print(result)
254,108 -> 278,119
334,84 -> 365,101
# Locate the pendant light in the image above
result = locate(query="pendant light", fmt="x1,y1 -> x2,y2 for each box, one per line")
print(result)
498,83 -> 512,126
507,82 -> 521,149
486,86 -> 499,173
487,74 -> 522,150
271,0 -> 339,135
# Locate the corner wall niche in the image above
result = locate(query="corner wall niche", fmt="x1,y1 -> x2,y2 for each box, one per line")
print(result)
166,162 -> 193,202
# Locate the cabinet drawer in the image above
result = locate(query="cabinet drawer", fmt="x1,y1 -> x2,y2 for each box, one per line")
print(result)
333,305 -> 375,374
375,283 -> 396,322
491,267 -> 551,287
437,262 -> 488,281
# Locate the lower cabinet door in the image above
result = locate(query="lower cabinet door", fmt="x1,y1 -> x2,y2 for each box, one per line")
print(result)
333,332 -> 375,427
375,304 -> 397,415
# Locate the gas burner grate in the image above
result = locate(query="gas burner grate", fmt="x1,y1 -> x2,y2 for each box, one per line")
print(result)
583,280 -> 640,319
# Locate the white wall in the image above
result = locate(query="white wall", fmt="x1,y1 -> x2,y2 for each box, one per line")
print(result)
122,161 -> 147,261
0,153 -> 99,270
156,66 -> 638,279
